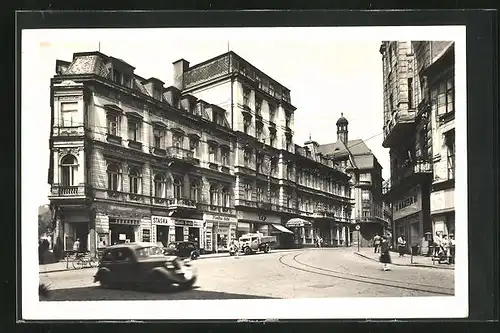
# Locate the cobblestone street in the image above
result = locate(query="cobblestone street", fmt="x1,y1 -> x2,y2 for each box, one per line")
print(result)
39,248 -> 454,301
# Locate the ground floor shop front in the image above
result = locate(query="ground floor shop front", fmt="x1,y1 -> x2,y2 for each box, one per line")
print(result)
236,210 -> 294,249
285,218 -> 352,248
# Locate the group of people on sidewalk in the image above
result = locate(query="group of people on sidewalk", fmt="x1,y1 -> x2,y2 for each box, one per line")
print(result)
433,232 -> 455,264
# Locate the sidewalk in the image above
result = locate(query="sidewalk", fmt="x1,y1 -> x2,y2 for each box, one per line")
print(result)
354,248 -> 455,270
39,248 -> 302,274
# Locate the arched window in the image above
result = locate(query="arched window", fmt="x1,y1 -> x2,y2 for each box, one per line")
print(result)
128,167 -> 141,194
173,177 -> 183,198
60,155 -> 78,186
210,185 -> 218,206
190,180 -> 200,202
107,163 -> 121,191
154,174 -> 165,198
222,186 -> 230,207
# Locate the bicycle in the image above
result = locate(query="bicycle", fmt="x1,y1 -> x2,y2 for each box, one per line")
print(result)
70,252 -> 99,269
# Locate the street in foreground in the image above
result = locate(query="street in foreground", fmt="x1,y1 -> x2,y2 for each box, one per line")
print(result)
39,248 -> 454,301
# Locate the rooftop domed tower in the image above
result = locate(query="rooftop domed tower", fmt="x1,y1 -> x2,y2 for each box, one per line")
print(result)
336,113 -> 348,144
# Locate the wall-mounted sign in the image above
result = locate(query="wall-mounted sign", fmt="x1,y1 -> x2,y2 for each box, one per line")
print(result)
119,234 -> 126,241
151,216 -> 174,225
142,229 -> 151,243
237,211 -> 280,224
204,213 -> 237,224
173,219 -> 203,228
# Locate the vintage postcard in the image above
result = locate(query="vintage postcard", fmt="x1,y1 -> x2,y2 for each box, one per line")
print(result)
22,25 -> 467,320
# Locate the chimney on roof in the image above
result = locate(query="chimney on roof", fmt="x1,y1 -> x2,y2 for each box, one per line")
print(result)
172,59 -> 190,90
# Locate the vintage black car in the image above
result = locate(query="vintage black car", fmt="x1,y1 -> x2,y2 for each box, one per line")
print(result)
93,242 -> 197,291
164,241 -> 201,260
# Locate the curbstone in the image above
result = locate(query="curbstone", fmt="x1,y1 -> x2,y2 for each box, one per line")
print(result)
354,251 -> 454,270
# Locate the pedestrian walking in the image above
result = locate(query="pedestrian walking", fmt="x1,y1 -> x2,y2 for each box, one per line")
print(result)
379,235 -> 392,271
373,234 -> 381,253
397,235 -> 406,257
73,238 -> 81,254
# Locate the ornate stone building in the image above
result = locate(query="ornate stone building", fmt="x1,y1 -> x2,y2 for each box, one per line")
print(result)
47,50 -> 354,255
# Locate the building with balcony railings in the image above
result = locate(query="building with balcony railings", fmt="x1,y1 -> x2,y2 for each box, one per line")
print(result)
380,41 -> 455,253
413,41 -> 456,239
172,51 -> 353,248
47,51 -> 237,256
317,114 -> 390,247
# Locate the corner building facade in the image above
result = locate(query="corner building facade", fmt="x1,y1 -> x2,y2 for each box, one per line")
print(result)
380,41 -> 455,253
48,50 -> 354,255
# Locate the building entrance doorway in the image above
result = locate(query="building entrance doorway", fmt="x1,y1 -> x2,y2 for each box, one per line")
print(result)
70,223 -> 88,252
188,227 -> 200,248
175,226 -> 184,241
156,225 -> 169,247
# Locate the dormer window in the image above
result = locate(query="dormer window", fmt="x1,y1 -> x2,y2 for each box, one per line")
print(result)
113,69 -> 122,85
123,74 -> 132,88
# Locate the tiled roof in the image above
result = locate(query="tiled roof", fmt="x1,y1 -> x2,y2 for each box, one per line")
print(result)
318,138 -> 376,170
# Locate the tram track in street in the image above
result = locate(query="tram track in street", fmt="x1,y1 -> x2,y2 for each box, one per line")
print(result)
278,251 -> 454,296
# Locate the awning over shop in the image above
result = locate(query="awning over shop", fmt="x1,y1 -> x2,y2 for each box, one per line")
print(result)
272,224 -> 294,234
286,218 -> 312,228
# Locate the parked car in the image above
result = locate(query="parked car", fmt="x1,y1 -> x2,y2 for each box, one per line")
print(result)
93,242 -> 197,291
164,241 -> 201,260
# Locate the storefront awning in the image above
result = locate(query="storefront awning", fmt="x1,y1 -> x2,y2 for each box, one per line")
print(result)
272,224 -> 294,234
286,218 -> 312,228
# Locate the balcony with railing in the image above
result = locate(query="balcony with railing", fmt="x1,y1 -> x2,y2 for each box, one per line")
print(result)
382,158 -> 432,195
49,184 -> 88,198
166,146 -> 199,165
53,126 -> 85,137
382,109 -> 417,148
166,197 -> 198,210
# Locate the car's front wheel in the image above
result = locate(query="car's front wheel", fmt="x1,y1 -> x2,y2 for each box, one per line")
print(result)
244,247 -> 252,255
179,276 -> 197,290
190,251 -> 200,260
98,271 -> 111,288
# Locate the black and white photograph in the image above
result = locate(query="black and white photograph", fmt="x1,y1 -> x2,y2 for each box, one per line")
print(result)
22,24 -> 468,320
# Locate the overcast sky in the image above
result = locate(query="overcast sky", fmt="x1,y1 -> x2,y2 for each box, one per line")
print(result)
23,27 -> 461,206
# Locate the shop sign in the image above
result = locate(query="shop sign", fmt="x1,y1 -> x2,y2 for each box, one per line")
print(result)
119,234 -> 126,241
151,216 -> 174,225
204,213 -> 237,224
173,219 -> 204,228
237,211 -> 280,224
142,229 -> 151,243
